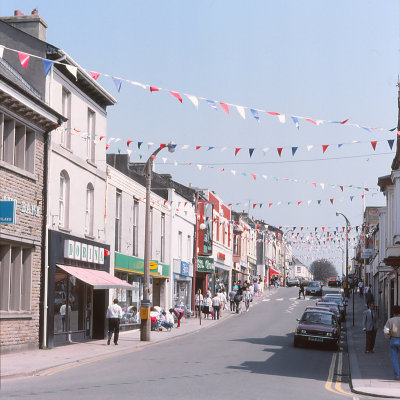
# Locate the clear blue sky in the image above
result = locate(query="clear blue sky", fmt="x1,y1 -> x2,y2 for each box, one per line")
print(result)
2,0 -> 399,271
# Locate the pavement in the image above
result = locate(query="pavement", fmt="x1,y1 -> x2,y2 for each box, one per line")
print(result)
0,292 -> 266,381
345,290 -> 400,398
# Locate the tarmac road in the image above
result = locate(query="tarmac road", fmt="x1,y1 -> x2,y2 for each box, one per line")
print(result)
1,287 -> 377,400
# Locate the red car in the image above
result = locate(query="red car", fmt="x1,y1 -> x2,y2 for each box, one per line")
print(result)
328,277 -> 340,287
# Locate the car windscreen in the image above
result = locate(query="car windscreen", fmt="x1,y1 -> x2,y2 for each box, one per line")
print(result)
323,298 -> 342,305
308,282 -> 320,287
301,312 -> 333,325
317,303 -> 339,311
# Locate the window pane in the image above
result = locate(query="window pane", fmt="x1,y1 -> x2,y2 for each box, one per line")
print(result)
9,247 -> 22,311
21,249 -> 32,311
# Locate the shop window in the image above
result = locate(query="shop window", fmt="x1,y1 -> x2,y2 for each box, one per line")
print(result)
115,190 -> 122,252
0,112 -> 35,172
61,88 -> 71,148
87,109 -> 95,162
85,183 -> 94,235
59,170 -> 70,228
0,244 -> 32,312
132,199 -> 139,256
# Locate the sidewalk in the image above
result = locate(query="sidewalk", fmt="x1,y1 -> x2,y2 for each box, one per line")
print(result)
346,292 -> 400,398
1,293 -> 268,380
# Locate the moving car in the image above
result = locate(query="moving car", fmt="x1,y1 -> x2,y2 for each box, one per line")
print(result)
328,277 -> 340,287
287,278 -> 300,287
294,309 -> 340,349
305,281 -> 323,296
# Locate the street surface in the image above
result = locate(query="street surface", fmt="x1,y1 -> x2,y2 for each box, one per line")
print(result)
1,288 -> 383,400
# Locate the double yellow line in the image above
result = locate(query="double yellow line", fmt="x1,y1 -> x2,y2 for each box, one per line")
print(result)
325,350 -> 353,397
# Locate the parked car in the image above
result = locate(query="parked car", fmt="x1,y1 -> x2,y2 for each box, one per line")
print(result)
287,278 -> 300,287
316,301 -> 343,322
294,310 -> 340,349
328,277 -> 340,287
322,296 -> 346,319
305,281 -> 323,296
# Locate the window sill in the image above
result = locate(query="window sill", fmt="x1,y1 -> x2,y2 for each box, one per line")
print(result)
0,160 -> 36,181
60,144 -> 73,153
86,159 -> 97,168
0,311 -> 33,320
85,234 -> 95,240
58,226 -> 71,233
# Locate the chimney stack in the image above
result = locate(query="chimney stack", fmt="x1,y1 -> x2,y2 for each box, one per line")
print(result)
0,9 -> 48,41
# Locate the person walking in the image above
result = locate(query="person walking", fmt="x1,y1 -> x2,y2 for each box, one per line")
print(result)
232,281 -> 238,293
365,288 -> 374,306
195,289 -> 203,318
363,302 -> 378,353
203,293 -> 212,319
234,288 -> 243,314
212,293 -> 221,320
298,281 -> 305,299
243,287 -> 251,312
384,305 -> 400,381
218,289 -> 227,317
228,288 -> 236,312
358,280 -> 364,297
106,298 -> 123,345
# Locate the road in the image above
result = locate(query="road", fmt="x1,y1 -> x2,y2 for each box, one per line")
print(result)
1,287 -> 375,400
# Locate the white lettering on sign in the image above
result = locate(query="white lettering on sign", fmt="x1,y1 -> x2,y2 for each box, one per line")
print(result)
99,248 -> 104,264
81,244 -> 88,261
64,241 -> 103,264
74,242 -> 81,260
0,195 -> 40,218
87,245 -> 94,262
93,247 -> 99,263
64,240 -> 75,258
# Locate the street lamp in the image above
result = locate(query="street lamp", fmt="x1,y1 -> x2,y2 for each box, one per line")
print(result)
336,212 -> 350,297
140,141 -> 176,342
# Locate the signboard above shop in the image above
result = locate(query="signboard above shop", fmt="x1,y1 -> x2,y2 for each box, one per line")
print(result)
361,249 -> 374,259
197,257 -> 215,273
64,240 -> 104,264
0,201 -> 16,224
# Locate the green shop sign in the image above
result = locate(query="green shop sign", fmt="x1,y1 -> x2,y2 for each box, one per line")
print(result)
197,257 -> 215,273
115,253 -> 170,278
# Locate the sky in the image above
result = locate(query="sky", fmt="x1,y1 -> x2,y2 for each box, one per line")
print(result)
2,0 -> 399,272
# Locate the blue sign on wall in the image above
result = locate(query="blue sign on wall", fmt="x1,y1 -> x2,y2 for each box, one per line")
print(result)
0,201 -> 16,224
180,261 -> 190,276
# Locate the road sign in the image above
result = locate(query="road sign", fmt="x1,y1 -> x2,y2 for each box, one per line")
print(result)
361,249 -> 373,259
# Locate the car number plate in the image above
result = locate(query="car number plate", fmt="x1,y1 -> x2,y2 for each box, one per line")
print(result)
308,337 -> 324,342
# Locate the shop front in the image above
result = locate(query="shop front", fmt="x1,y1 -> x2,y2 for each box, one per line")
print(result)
114,253 -> 170,330
173,260 -> 193,313
214,252 -> 230,294
47,230 -> 131,348
196,256 -> 214,296
248,259 -> 257,281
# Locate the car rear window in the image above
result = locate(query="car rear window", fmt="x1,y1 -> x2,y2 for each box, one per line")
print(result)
301,312 -> 333,325
308,282 -> 320,287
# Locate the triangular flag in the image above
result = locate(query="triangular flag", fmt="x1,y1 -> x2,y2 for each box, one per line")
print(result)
138,142 -> 143,149
269,203 -> 273,207
170,91 -> 183,103
277,148 -> 283,157
127,149 -> 132,157
330,199 -> 334,205
317,200 -> 321,205
196,146 -> 201,150
106,144 -> 110,150
127,140 -> 133,147
305,118 -> 317,125
297,201 -> 302,206
160,144 -> 166,149
99,136 -> 106,141
112,77 -> 122,92
291,116 -> 299,130
118,148 -> 121,154
206,99 -> 218,110
186,94 -> 199,109
311,182 -> 316,188
235,148 -> 241,156
388,139 -> 395,150
90,71 -> 100,80
350,196 -> 354,202
220,102 -> 229,115
207,146 -> 215,151
339,186 -> 344,192
150,86 -> 159,92
0,45 -> 4,58
231,170 -> 237,175
250,109 -> 260,121
338,143 -> 343,148
291,147 -> 298,156
320,183 -> 325,190
251,174 -> 256,180
65,64 -> 78,80
278,114 -> 286,124
162,157 -> 167,164
307,145 -> 314,152
18,52 -> 30,69
236,106 -> 246,119
249,148 -> 255,158
42,59 -> 53,76
322,145 -> 329,153
370,141 -> 377,151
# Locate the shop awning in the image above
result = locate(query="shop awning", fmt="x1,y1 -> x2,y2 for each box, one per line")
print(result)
269,267 -> 280,276
56,264 -> 134,290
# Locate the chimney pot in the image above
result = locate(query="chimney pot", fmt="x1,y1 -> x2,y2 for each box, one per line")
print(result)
14,10 -> 24,16
32,9 -> 38,15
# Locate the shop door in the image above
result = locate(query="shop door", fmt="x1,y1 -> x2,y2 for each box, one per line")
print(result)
92,290 -> 106,339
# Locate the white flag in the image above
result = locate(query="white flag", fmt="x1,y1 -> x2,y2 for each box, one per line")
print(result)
236,106 -> 246,119
65,65 -> 78,80
147,142 -> 154,150
185,94 -> 199,109
231,170 -> 237,176
181,144 -> 190,150
262,175 -> 268,180
196,164 -> 203,171
129,80 -> 147,90
262,147 -> 269,155
307,145 -> 314,152
221,146 -> 227,152
127,149 -> 132,157
108,137 -> 115,144
162,157 -> 167,164
278,114 -> 286,124
320,183 -> 325,190
307,200 -> 312,206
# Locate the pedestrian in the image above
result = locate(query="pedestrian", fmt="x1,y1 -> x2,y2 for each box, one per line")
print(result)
249,282 -> 254,302
358,281 -> 364,297
274,277 -> 278,289
195,289 -> 203,318
219,289 -> 227,317
298,281 -> 305,299
254,280 -> 259,297
234,288 -> 243,314
212,293 -> 221,320
169,307 -> 184,328
258,278 -> 263,295
232,281 -> 238,293
365,288 -> 374,306
203,293 -> 212,319
228,288 -> 236,312
106,298 -> 123,345
362,302 -> 377,353
384,305 -> 400,381
243,287 -> 251,312
160,311 -> 174,331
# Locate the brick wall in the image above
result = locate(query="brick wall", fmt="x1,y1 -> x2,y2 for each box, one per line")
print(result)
0,131 -> 45,353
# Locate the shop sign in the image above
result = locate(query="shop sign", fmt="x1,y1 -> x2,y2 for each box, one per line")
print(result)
64,240 -> 104,264
0,195 -> 40,218
240,260 -> 247,268
361,249 -> 373,259
114,253 -> 170,277
197,257 -> 215,273
181,261 -> 189,276
217,252 -> 225,261
0,201 -> 16,224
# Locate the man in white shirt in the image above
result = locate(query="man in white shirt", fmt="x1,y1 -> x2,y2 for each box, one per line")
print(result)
212,293 -> 221,320
106,299 -> 123,345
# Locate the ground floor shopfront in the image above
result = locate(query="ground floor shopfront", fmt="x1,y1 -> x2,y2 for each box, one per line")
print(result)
113,253 -> 170,331
45,230 -> 130,348
232,261 -> 249,286
196,256 -> 215,297
173,260 -> 193,313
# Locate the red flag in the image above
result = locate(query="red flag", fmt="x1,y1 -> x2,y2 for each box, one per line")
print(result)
220,102 -> 230,115
297,201 -> 302,206
361,194 -> 365,199
330,199 -> 334,205
99,136 -> 106,141
18,52 -> 30,69
251,174 -> 256,180
253,203 -> 257,209
370,141 -> 377,151
127,140 -> 133,147
269,203 -> 273,207
322,145 -> 329,153
170,91 -> 183,103
267,111 -> 280,115
150,86 -> 159,93
305,118 -> 317,125
90,71 -> 100,80
340,119 -> 349,124
277,148 -> 283,157
106,144 -> 110,150
339,186 -> 344,191
164,200 -> 168,205
160,143 -> 166,149
196,146 -> 201,150
311,182 -> 316,188
235,148 -> 241,156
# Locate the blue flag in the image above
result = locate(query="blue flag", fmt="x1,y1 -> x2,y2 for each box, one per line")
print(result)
112,77 -> 122,92
42,59 -> 53,76
291,147 -> 298,156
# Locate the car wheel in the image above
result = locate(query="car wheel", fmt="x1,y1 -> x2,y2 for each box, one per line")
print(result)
294,337 -> 301,347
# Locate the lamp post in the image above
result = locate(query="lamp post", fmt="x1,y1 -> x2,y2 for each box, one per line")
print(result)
140,142 -> 175,342
336,212 -> 350,298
